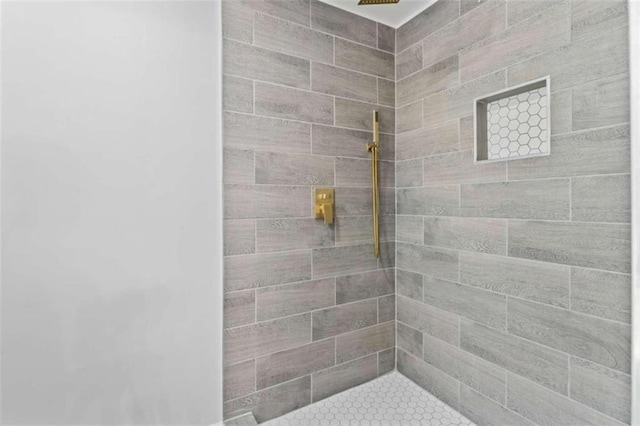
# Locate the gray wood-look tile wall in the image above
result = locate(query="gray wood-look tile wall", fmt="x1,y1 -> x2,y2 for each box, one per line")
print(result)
395,1 -> 630,425
222,0 -> 396,422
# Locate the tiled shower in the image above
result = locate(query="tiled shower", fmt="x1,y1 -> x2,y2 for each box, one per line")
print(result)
221,0 -> 631,425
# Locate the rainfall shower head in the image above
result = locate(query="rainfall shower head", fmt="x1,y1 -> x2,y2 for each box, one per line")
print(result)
358,0 -> 399,5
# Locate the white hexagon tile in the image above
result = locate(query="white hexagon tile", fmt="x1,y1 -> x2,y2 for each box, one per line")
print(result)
486,87 -> 548,160
263,372 -> 476,426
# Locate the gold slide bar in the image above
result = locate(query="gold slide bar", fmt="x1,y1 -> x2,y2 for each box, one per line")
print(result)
367,110 -> 380,258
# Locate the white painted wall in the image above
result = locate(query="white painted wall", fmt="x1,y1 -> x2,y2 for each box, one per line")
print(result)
1,1 -> 223,424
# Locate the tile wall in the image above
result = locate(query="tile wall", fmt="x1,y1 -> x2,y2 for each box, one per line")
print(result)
395,0 -> 631,425
221,1 -> 396,422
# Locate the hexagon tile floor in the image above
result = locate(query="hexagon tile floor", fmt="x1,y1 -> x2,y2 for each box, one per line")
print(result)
263,372 -> 476,426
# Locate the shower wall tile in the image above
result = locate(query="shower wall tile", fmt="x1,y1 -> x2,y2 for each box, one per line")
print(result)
312,125 -> 394,161
397,186 -> 459,216
311,354 -> 378,402
396,55 -> 459,106
334,215 -> 395,245
377,22 -> 395,53
334,187 -> 395,217
256,339 -> 336,389
569,356 -> 631,424
572,73 -> 629,131
507,298 -> 631,373
377,78 -> 395,107
378,294 -> 395,322
396,269 -> 423,302
310,0 -> 376,47
224,359 -> 256,401
254,13 -> 333,64
335,269 -> 394,305
397,100 -> 422,134
571,268 -> 631,323
397,295 -> 459,346
551,89 -> 572,135
224,39 -> 310,89
312,244 -> 379,278
397,350 -> 460,409
223,148 -> 254,185
396,44 -> 423,80
571,0 -> 628,43
335,38 -> 394,80
334,98 -> 395,133
224,112 -> 310,153
396,159 -> 422,188
255,82 -> 333,124
396,0 -> 460,53
506,0 -> 563,27
255,152 -> 334,186
222,0 -> 253,43
224,290 -> 256,328
397,321 -> 423,358
397,215 -> 423,245
396,120 -> 458,160
459,384 -> 535,426
224,376 -> 311,424
224,313 -> 311,365
224,250 -> 312,292
335,158 -> 394,188
223,219 -> 256,256
241,0 -> 310,27
255,278 -> 335,321
423,216 -> 507,255
336,321 -> 395,363
311,62 -> 378,104
256,218 -> 334,252
571,174 -> 631,223
378,348 -> 396,374
397,243 -> 459,282
224,185 -> 310,220
223,76 -> 253,113
312,299 -> 378,340
459,116 -> 475,151
423,150 -> 506,186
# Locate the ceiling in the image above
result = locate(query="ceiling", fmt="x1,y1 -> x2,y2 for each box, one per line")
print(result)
318,0 -> 438,28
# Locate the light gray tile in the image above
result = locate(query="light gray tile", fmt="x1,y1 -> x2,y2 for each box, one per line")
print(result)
424,216 -> 507,255
256,339 -> 335,389
506,0 -> 564,26
508,298 -> 630,373
377,78 -> 395,107
223,76 -> 253,113
224,376 -> 311,424
572,174 -> 630,223
312,243 -> 379,279
378,294 -> 395,322
459,116 -> 475,151
570,356 -> 631,424
256,278 -> 335,321
224,184 -> 310,219
460,179 -> 571,220
335,158 -> 394,188
224,250 -> 312,292
224,219 -> 256,256
397,321 -> 423,358
224,313 -> 311,365
397,242 -> 459,282
397,186 -> 460,217
255,151 -> 333,186
312,125 -> 395,161
571,0 -> 628,43
335,187 -> 395,216
335,38 -> 394,80
423,333 -> 506,404
573,74 -> 629,131
222,0 -> 253,43
377,22 -> 395,53
397,215 -> 424,245
396,0 -> 460,53
460,0 -> 490,16
397,269 -> 423,302
224,112 -> 310,153
225,413 -> 258,426
460,251 -> 570,308
335,98 -> 395,133
311,62 -> 377,103
397,159 -> 422,188
225,290 -> 256,328
424,276 -> 506,330
459,384 -> 535,426
422,0 -> 506,68
459,2 -> 571,82
396,43 -> 423,81
312,299 -> 377,340
507,125 -> 630,180
423,150 -> 506,186
224,39 -> 309,89
460,319 -> 569,394
224,359 -> 256,401
335,215 -> 395,245
397,120 -> 458,160
397,295 -> 459,346
241,0 -> 310,26
336,269 -> 394,305
551,89 -> 572,135
378,241 -> 396,269
254,13 -> 333,64
508,25 -> 628,93
397,100 -> 422,134
571,267 -> 631,323
397,350 -> 459,409
255,82 -> 333,124
507,373 -> 623,426
423,70 -> 505,129
336,321 -> 395,363
508,220 -> 631,273
397,55 -> 459,106
310,0 -> 376,46
312,354 -> 378,402
224,148 -> 254,185
378,348 -> 395,375
256,218 -> 334,252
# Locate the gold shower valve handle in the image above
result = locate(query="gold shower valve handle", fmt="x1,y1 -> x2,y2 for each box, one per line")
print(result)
315,188 -> 335,225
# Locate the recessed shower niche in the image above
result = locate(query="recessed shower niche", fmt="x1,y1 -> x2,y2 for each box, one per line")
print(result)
474,76 -> 550,162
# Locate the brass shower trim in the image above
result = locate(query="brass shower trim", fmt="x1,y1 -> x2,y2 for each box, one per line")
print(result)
368,110 -> 380,258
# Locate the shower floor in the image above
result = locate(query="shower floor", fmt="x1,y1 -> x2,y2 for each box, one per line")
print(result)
263,372 -> 476,426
